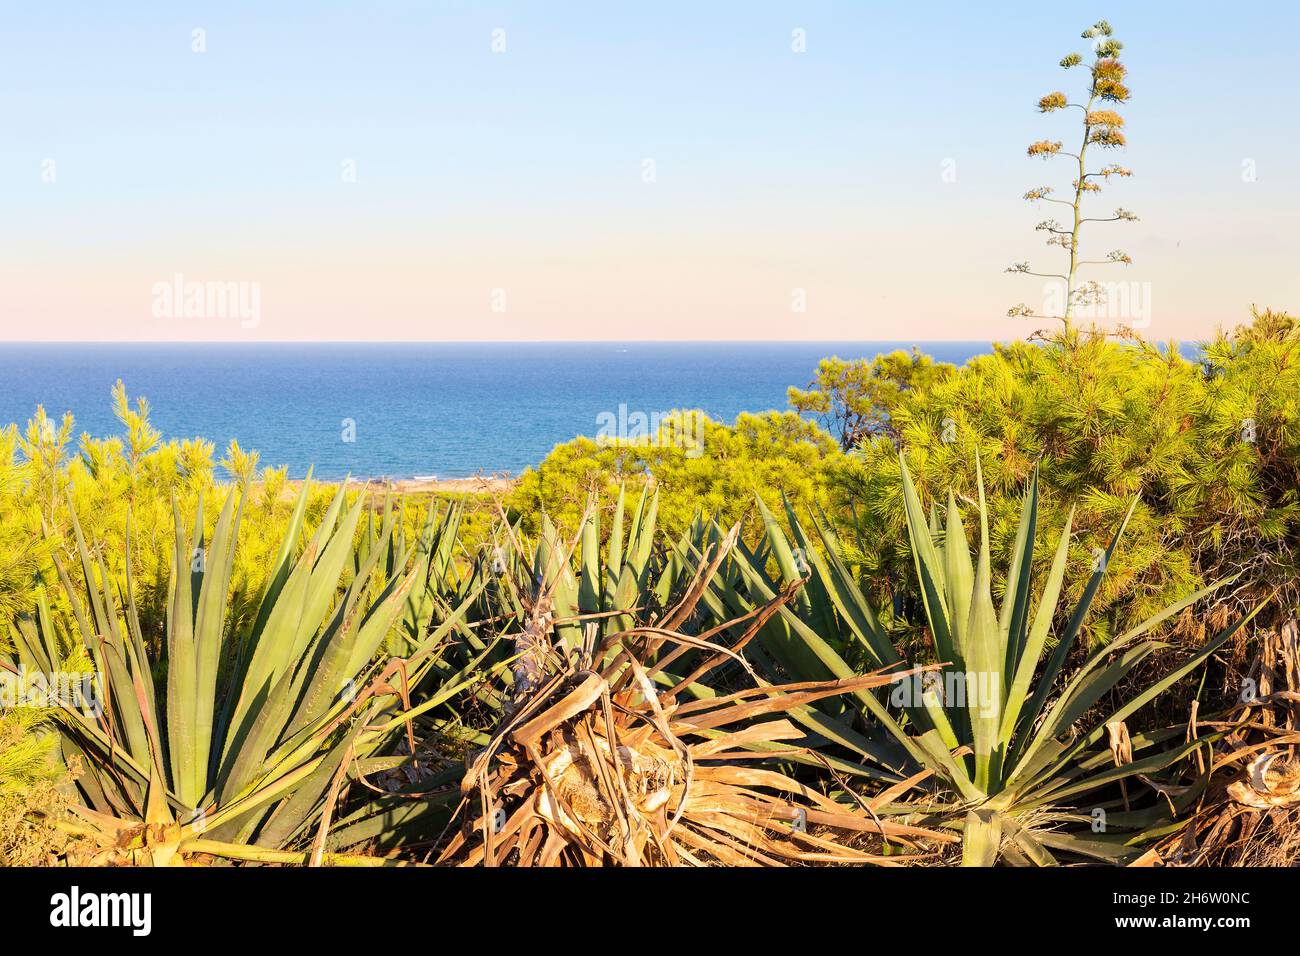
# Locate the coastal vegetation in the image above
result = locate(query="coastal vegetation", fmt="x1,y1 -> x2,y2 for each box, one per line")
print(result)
525,310 -> 1300,660
3,19 -> 1297,867
2,307 -> 1297,866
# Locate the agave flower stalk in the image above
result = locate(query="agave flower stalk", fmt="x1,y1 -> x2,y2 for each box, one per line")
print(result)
1007,19 -> 1139,330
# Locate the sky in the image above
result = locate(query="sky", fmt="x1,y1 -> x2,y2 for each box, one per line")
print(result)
1,1 -> 1296,343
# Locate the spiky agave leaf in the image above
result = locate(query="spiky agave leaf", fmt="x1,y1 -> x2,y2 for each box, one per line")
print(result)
440,532 -> 952,866
892,455 -> 1262,862
4,483 -> 483,864
671,457 -> 1261,865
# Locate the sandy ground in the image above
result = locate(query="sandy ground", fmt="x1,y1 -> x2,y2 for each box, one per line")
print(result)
390,475 -> 516,495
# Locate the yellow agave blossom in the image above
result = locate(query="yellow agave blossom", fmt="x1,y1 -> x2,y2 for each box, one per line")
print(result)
1088,128 -> 1127,148
1086,109 -> 1124,128
1093,57 -> 1126,79
1037,91 -> 1068,112
1095,79 -> 1130,102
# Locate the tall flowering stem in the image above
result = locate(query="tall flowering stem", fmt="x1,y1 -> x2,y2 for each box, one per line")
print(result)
1007,20 -> 1138,331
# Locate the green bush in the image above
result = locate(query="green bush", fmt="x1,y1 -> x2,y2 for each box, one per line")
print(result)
511,310 -> 1298,657
830,312 -> 1299,650
506,410 -> 856,540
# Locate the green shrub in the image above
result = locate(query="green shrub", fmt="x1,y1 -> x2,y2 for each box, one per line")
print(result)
507,410 -> 856,540
829,312 -> 1300,650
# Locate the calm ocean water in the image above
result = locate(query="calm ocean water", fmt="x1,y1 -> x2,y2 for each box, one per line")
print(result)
0,342 -> 988,480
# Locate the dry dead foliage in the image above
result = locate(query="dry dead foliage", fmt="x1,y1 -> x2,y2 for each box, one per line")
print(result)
1143,619 -> 1300,866
439,532 -> 952,867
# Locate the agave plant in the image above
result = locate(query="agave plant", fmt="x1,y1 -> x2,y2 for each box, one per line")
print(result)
333,485 -> 677,858
3,482 -> 493,864
440,502 -> 950,866
887,459 -> 1266,864
676,458 -> 1261,864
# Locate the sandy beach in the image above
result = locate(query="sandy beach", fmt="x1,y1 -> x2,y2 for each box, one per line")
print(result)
390,475 -> 517,495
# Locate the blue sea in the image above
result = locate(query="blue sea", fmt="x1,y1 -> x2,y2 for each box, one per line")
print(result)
0,342 -> 988,480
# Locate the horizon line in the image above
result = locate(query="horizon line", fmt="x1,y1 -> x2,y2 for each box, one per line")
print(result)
0,338 -> 999,345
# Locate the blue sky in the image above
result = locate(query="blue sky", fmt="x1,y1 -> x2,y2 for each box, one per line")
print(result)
2,1 -> 1296,340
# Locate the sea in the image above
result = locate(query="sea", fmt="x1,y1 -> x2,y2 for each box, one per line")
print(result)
0,342 -> 989,480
